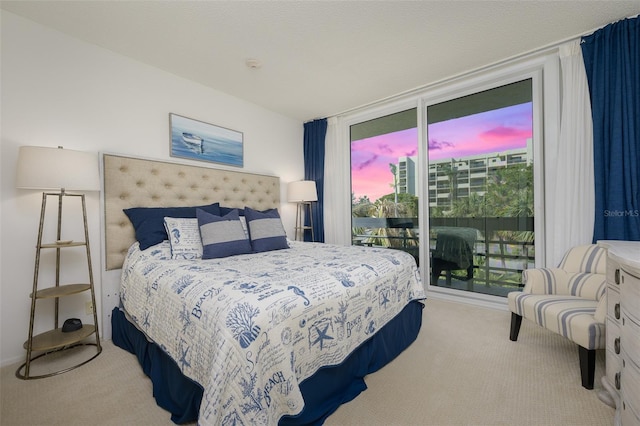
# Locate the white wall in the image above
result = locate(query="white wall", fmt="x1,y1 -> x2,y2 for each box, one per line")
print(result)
0,12 -> 304,366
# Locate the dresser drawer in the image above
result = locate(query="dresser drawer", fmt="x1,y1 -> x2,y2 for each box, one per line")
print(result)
608,285 -> 622,324
607,256 -> 621,284
621,346 -> 640,425
606,348 -> 623,392
607,318 -> 622,354
621,268 -> 640,325
622,314 -> 640,367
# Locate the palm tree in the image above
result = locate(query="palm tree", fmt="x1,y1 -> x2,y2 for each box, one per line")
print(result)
450,193 -> 486,217
389,163 -> 398,216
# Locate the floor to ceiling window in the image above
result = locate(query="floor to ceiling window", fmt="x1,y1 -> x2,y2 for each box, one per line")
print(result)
426,79 -> 535,297
350,108 -> 420,264
340,57 -> 549,305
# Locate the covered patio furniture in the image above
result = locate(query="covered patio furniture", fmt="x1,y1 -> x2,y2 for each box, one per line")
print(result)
431,226 -> 478,285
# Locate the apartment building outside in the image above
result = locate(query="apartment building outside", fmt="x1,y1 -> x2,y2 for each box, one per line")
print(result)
396,138 -> 533,210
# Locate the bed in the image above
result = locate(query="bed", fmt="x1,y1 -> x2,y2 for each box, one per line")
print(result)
101,154 -> 426,425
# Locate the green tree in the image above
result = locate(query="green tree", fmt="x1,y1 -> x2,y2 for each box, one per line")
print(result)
484,165 -> 533,217
449,193 -> 486,217
379,192 -> 419,218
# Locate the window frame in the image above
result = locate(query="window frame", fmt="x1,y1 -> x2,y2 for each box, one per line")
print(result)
337,52 -> 560,308
345,98 -> 425,265
420,60 -> 552,307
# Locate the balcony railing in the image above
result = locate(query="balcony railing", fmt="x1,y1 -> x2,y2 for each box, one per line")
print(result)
352,216 -> 535,296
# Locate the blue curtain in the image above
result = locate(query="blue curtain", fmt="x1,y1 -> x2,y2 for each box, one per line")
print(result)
303,119 -> 327,242
581,16 -> 640,241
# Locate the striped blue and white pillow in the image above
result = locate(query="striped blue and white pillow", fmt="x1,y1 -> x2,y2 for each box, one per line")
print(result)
196,208 -> 252,259
244,207 -> 289,252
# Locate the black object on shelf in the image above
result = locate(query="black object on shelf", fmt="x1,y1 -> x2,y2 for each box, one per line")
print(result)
62,318 -> 82,333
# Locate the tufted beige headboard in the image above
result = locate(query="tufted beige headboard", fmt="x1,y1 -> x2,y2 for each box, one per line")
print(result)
102,153 -> 280,270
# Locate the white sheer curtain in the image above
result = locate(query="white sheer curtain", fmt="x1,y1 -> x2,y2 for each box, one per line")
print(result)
322,116 -> 351,245
548,40 -> 595,266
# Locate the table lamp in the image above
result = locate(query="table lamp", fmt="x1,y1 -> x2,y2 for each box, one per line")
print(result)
287,180 -> 317,241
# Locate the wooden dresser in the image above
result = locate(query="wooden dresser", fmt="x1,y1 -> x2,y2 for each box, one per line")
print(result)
598,241 -> 640,425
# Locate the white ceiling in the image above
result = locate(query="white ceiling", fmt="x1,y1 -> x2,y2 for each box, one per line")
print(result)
3,1 -> 639,122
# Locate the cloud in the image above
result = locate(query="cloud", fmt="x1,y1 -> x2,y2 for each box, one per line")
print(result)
405,148 -> 417,156
480,125 -> 530,141
428,139 -> 454,150
356,154 -> 378,171
377,143 -> 394,154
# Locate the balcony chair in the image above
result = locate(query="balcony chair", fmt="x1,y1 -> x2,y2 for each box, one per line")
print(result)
507,244 -> 607,389
431,227 -> 477,286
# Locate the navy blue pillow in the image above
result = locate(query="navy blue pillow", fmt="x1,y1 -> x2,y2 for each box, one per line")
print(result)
244,207 -> 289,252
219,206 -> 245,216
124,203 -> 220,250
196,208 -> 252,259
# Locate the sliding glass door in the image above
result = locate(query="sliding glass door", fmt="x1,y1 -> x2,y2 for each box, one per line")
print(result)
350,108 -> 420,264
426,79 -> 536,296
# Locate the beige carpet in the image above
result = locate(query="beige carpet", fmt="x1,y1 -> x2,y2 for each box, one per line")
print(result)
0,298 -> 614,425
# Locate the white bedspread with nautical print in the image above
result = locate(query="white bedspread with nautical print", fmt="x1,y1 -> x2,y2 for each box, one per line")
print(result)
120,240 -> 425,425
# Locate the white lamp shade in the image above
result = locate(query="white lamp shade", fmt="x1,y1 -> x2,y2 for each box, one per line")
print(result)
287,180 -> 317,202
16,146 -> 100,192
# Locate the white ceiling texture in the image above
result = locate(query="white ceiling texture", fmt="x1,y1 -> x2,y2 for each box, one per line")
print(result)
2,1 -> 639,122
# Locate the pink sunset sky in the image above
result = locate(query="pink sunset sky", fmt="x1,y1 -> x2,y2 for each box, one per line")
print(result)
351,102 -> 532,202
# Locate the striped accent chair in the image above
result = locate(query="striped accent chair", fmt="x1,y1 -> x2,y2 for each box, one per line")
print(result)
507,244 -> 607,389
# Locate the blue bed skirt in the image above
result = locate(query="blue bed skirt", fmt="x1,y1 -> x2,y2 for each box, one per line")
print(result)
111,300 -> 424,425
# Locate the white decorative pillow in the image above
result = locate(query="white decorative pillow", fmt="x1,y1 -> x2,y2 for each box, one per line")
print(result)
163,217 -> 203,260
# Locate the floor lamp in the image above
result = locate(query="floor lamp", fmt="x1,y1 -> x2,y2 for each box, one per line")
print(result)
15,146 -> 102,379
288,180 -> 317,242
